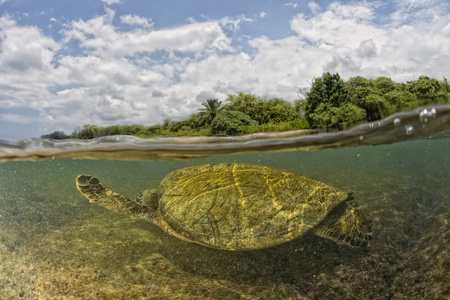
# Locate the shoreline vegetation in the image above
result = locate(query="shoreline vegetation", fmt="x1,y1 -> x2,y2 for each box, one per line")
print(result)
43,73 -> 450,140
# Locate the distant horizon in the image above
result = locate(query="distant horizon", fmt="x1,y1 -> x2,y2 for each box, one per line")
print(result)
1,0 -> 449,140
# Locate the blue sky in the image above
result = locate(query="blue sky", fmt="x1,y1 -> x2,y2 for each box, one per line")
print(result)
0,0 -> 449,140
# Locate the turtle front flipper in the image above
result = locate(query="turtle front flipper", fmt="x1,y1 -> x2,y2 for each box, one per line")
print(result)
313,201 -> 373,247
76,175 -> 157,221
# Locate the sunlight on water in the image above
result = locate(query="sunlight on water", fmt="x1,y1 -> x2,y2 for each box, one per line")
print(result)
0,105 -> 449,298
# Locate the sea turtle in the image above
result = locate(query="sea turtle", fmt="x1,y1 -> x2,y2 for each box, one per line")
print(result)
76,163 -> 372,250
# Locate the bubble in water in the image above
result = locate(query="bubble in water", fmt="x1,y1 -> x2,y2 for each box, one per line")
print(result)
405,125 -> 414,135
419,108 -> 437,123
393,118 -> 401,126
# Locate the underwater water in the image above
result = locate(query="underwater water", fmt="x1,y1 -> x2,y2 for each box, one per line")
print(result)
0,106 -> 449,299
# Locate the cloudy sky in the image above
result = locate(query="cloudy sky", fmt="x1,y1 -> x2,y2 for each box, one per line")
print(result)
0,0 -> 449,140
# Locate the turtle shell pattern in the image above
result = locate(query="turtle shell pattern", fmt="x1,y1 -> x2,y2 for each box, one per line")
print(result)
156,163 -> 348,250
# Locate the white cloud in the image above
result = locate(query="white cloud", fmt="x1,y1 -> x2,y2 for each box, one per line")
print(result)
290,1 -> 450,81
356,39 -> 377,58
101,0 -> 121,5
391,0 -> 449,24
0,1 -> 450,139
0,16 -> 60,112
260,12 -> 266,18
308,2 -> 321,14
0,113 -> 33,124
285,3 -> 298,9
63,17 -> 233,59
291,2 -> 383,48
219,15 -> 253,32
0,16 -> 59,72
120,14 -> 153,28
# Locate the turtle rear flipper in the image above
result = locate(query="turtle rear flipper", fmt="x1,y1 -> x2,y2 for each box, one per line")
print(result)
313,201 -> 373,247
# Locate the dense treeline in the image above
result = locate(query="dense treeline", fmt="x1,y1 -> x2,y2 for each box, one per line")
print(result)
304,73 -> 449,130
43,74 -> 449,139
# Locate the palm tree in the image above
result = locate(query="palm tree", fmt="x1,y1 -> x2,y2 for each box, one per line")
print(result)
198,98 -> 224,125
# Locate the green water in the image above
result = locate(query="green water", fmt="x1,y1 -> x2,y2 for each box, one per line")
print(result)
0,138 -> 449,299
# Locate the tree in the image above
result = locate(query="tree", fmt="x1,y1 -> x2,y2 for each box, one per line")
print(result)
346,76 -> 391,121
198,98 -> 224,125
294,99 -> 306,116
441,77 -> 450,103
163,118 -> 172,128
211,110 -> 257,135
305,72 -> 352,128
345,76 -> 375,106
41,131 -> 68,140
384,90 -> 413,111
169,114 -> 201,132
261,98 -> 298,124
441,77 -> 450,92
406,76 -> 441,101
120,125 -> 145,135
362,94 -> 392,121
374,77 -> 397,94
305,72 -> 348,124
310,102 -> 365,131
77,124 -> 99,139
225,92 -> 265,124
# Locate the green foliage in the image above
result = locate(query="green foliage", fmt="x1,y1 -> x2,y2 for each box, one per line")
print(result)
345,76 -> 393,121
441,77 -> 450,104
305,74 -> 450,130
406,76 -> 441,100
305,72 -> 348,120
310,102 -> 366,131
70,124 -> 151,139
441,77 -> 450,93
225,92 -> 265,124
75,124 -> 99,139
198,98 -> 224,125
41,131 -> 68,140
345,76 -> 374,106
226,92 -> 300,125
260,98 -> 298,123
374,77 -> 397,94
48,74 -> 449,139
186,114 -> 202,129
120,125 -> 146,136
305,73 -> 368,128
293,99 -> 306,115
163,118 -> 172,128
362,94 -> 392,121
211,110 -> 257,135
242,118 -> 310,134
384,90 -> 414,111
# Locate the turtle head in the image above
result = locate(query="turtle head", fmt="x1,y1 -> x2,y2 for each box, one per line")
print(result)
76,175 -> 159,223
76,175 -> 105,204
